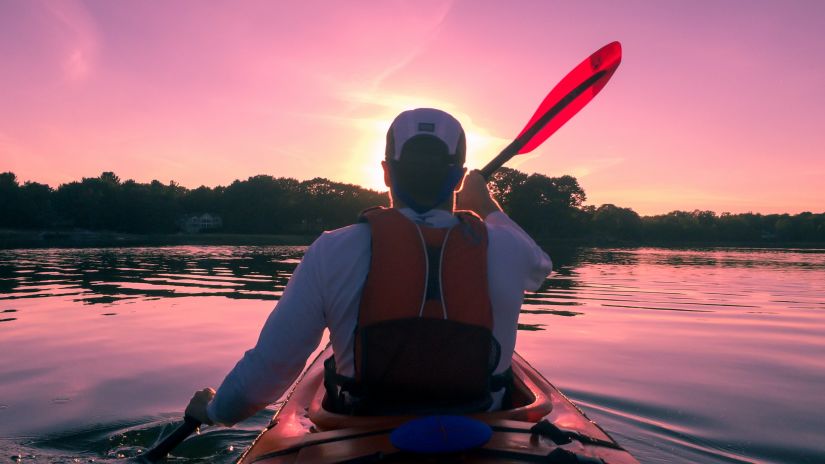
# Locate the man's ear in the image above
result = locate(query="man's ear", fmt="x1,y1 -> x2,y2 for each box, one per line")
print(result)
382,160 -> 392,187
454,167 -> 468,191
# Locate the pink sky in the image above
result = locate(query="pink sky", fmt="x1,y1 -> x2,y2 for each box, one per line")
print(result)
1,0 -> 823,215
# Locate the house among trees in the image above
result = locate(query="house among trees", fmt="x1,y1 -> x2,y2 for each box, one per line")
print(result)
179,213 -> 223,233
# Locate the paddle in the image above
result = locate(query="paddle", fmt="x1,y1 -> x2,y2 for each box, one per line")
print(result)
479,41 -> 622,180
138,416 -> 201,463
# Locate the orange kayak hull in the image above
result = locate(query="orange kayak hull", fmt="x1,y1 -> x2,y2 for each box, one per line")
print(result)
238,347 -> 638,463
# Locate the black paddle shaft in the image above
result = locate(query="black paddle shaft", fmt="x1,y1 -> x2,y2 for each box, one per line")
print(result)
479,70 -> 607,180
141,416 -> 201,463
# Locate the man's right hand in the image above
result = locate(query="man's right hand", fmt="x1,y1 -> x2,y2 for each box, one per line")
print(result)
185,387 -> 216,425
456,170 -> 502,219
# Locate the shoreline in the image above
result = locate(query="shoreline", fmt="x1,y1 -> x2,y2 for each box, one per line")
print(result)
0,229 -> 317,249
2,229 -> 824,251
536,237 -> 825,250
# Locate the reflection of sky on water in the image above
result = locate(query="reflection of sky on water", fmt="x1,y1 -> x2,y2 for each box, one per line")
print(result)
526,247 -> 825,320
0,246 -> 305,307
0,245 -> 824,463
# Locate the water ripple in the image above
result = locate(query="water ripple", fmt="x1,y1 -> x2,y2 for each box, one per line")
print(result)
1,245 -> 824,463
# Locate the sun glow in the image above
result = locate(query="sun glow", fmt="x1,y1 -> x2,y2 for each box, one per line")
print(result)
343,117 -> 392,192
464,126 -> 509,172
341,92 -> 510,191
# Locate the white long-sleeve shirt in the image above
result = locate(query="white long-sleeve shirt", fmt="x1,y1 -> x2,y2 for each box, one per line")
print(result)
207,208 -> 552,426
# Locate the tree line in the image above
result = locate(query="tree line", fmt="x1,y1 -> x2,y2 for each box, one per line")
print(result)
487,168 -> 824,243
0,171 -> 386,234
1,169 -> 823,243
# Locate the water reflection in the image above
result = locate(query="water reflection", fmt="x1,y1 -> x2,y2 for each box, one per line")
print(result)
5,246 -> 822,311
574,246 -> 825,270
1,245 -> 824,463
524,247 -> 825,319
0,246 -> 305,308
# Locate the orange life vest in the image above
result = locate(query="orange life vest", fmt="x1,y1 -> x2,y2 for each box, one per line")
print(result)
324,207 -> 506,415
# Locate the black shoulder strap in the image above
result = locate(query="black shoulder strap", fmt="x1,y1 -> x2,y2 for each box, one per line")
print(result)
357,205 -> 388,223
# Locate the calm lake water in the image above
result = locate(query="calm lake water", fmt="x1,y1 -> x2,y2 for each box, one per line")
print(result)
1,245 -> 824,463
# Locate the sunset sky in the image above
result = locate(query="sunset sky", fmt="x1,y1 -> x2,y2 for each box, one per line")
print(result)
1,0 -> 823,215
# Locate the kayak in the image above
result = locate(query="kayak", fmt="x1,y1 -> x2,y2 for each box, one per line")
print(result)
237,346 -> 638,463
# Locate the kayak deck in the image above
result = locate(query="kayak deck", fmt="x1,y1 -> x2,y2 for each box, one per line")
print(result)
238,347 -> 638,463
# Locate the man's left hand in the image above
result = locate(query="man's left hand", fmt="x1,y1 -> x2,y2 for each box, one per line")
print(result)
185,387 -> 216,425
456,170 -> 501,219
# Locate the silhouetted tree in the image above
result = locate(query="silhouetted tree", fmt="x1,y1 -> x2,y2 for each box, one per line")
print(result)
0,172 -> 21,228
488,167 -> 528,211
592,204 -> 642,240
491,170 -> 586,237
1,169 -> 823,244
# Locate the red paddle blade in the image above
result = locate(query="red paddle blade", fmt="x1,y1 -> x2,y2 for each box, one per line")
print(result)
516,41 -> 622,154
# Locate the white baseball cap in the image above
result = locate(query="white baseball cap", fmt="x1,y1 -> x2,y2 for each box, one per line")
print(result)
385,108 -> 466,164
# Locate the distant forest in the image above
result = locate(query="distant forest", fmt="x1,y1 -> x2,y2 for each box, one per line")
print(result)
1,169 -> 823,244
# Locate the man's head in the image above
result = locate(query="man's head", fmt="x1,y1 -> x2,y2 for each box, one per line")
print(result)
382,108 -> 467,213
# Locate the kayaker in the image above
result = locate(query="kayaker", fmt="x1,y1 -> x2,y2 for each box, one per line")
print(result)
185,108 -> 553,425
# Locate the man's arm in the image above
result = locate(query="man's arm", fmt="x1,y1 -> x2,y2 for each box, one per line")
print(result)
185,239 -> 328,426
457,170 -> 552,291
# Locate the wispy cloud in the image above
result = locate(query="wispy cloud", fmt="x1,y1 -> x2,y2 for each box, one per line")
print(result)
321,0 -> 455,115
41,0 -> 99,82
361,0 -> 454,94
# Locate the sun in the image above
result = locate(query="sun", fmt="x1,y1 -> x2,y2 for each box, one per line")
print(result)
341,93 -> 510,191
